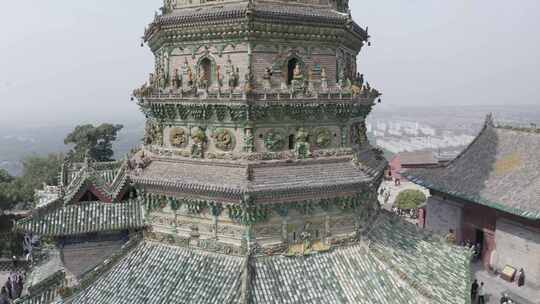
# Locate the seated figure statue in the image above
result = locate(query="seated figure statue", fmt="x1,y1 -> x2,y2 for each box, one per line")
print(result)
291,64 -> 304,91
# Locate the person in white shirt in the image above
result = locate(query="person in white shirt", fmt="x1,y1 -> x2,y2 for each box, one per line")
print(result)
477,282 -> 486,304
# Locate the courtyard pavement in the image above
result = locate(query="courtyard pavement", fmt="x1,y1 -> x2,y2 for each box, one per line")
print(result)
378,181 -> 540,304
0,271 -> 7,287
471,262 -> 540,304
378,180 -> 430,209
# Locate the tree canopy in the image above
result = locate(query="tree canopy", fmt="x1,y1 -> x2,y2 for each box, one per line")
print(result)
0,154 -> 63,211
64,123 -> 123,162
394,189 -> 427,210
1,123 -> 123,211
0,169 -> 13,184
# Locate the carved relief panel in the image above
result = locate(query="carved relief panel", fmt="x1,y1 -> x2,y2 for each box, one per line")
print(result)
286,218 -> 325,244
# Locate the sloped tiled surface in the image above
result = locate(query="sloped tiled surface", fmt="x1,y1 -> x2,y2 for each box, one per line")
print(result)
17,201 -> 144,237
410,123 -> 540,219
62,240 -> 126,277
133,158 -> 371,196
251,160 -> 371,192
253,246 -> 421,304
66,214 -> 471,304
69,242 -> 244,304
367,213 -> 472,304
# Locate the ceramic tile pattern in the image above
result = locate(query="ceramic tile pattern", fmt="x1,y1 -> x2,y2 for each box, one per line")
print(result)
66,214 -> 471,304
16,201 -> 145,237
409,121 -> 540,219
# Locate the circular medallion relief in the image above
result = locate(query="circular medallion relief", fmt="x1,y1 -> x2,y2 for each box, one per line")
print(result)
169,127 -> 187,148
213,129 -> 235,151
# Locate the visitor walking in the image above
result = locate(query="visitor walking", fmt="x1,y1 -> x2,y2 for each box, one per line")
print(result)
10,272 -> 18,299
15,273 -> 24,298
517,268 -> 525,287
0,287 -> 9,304
5,276 -> 12,299
471,279 -> 479,300
477,282 -> 486,304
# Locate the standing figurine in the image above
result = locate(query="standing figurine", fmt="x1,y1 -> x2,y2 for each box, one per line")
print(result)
320,67 -> 328,91
216,65 -> 222,88
263,67 -> 273,89
187,66 -> 193,87
307,67 -> 315,92
198,67 -> 207,89
173,68 -> 182,89
244,67 -> 253,93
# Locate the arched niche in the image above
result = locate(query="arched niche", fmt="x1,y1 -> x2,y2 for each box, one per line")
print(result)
196,55 -> 217,86
283,55 -> 305,85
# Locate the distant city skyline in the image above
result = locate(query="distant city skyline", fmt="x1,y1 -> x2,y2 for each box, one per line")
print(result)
1,0 -> 539,127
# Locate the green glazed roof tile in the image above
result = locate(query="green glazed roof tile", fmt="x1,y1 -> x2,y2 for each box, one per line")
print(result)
16,201 -> 145,237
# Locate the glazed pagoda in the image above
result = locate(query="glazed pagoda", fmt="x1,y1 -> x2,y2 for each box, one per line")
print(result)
14,0 -> 472,303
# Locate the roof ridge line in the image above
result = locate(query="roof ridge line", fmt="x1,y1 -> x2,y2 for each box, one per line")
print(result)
441,113 -> 494,168
495,123 -> 540,134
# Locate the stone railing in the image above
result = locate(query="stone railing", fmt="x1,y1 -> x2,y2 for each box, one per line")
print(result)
136,85 -> 380,104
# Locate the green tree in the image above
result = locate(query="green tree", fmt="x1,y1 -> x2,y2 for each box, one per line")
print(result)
0,180 -> 25,210
64,123 -> 123,162
0,169 -> 14,184
0,169 -> 18,210
0,154 -> 63,210
18,154 -> 63,201
394,189 -> 427,210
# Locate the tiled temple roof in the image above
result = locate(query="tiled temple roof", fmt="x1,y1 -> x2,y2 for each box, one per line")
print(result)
131,157 -> 372,198
408,117 -> 540,219
62,161 -> 131,204
157,2 -> 247,26
160,2 -> 348,24
252,245 -> 423,303
250,159 -> 372,194
66,213 -> 470,304
146,2 -> 367,41
16,201 -> 145,237
69,242 -> 244,304
396,151 -> 439,167
367,213 -> 471,303
253,2 -> 349,23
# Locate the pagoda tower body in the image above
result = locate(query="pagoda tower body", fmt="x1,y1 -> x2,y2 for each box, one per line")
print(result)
132,0 -> 384,251
13,1 -> 472,303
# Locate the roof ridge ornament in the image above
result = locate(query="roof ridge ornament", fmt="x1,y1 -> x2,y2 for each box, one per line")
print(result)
485,112 -> 495,127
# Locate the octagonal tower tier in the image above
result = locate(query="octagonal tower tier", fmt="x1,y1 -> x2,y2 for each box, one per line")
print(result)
131,0 -> 385,252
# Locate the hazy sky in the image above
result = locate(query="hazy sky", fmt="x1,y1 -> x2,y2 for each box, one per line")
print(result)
0,0 -> 539,127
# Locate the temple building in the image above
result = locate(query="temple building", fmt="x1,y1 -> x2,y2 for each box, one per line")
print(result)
12,1 -> 472,303
409,115 -> 540,288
